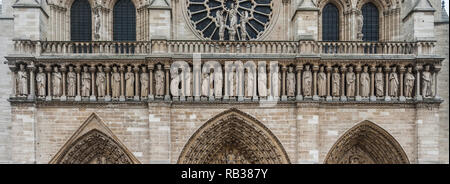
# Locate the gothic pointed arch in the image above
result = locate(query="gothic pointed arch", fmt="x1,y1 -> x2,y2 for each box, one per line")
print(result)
324,120 -> 409,164
177,108 -> 291,164
49,113 -> 140,164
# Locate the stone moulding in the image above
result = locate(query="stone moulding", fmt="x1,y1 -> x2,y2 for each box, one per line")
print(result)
324,120 -> 410,164
177,108 -> 291,164
49,113 -> 140,164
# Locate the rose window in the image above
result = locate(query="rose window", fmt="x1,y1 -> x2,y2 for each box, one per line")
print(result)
186,0 -> 274,41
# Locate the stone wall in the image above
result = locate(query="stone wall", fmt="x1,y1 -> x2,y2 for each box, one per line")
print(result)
435,21 -> 449,164
9,102 -> 434,164
0,0 -> 14,163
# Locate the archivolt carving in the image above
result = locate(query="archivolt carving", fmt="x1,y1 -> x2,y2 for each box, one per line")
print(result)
317,0 -> 351,11
324,120 -> 409,164
177,108 -> 290,164
49,113 -> 140,164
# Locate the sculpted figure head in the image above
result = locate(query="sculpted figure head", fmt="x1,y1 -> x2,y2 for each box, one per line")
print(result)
425,65 -> 430,71
54,67 -> 59,73
305,65 -> 310,71
377,67 -> 382,73
392,67 -> 397,73
69,66 -> 74,72
142,66 -> 147,73
363,66 -> 368,73
289,66 -> 293,73
348,66 -> 353,72
408,67 -> 412,73
83,66 -> 88,72
20,64 -> 25,71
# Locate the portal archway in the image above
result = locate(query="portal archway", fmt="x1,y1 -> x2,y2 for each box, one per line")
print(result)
324,120 -> 409,164
49,113 -> 140,164
177,108 -> 290,164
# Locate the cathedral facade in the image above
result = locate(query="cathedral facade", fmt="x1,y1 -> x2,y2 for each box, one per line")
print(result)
0,0 -> 448,164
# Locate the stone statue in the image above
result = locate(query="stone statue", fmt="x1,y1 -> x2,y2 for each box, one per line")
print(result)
405,67 -> 415,97
245,68 -> 254,97
278,71 -> 282,97
422,65 -> 432,97
287,67 -> 296,97
125,66 -> 134,97
258,67 -> 267,97
155,65 -> 165,96
356,10 -> 364,40
332,67 -> 340,97
94,8 -> 101,40
228,67 -> 235,96
228,4 -> 239,41
214,68 -> 223,97
215,10 -> 226,41
111,66 -> 121,98
346,67 -> 356,97
360,66 -> 370,97
185,67 -> 193,97
67,66 -> 76,97
52,67 -> 62,97
96,66 -> 106,97
202,72 -> 210,96
389,67 -> 399,97
240,11 -> 249,40
302,65 -> 312,96
170,68 -> 181,97
375,67 -> 384,97
140,67 -> 149,97
36,66 -> 46,97
318,66 -> 327,97
17,64 -> 28,96
271,66 -> 280,97
81,66 -> 91,97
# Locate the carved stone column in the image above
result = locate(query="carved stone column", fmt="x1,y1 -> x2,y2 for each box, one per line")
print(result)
433,66 -> 441,100
326,66 -> 332,101
134,65 -> 140,101
27,64 -> 36,100
340,66 -> 347,101
355,66 -> 362,101
384,66 -> 391,101
149,64 -> 155,100
105,65 -> 111,101
60,65 -> 67,101
9,65 -> 17,98
281,65 -> 287,101
120,65 -> 125,101
164,64 -> 171,101
399,66 -> 406,101
312,65 -> 319,101
415,65 -> 423,101
89,66 -> 96,101
296,64 -> 303,101
75,65 -> 81,101
45,65 -> 52,101
370,65 -> 376,101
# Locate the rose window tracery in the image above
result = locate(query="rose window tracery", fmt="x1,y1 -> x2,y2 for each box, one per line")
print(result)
186,0 -> 274,41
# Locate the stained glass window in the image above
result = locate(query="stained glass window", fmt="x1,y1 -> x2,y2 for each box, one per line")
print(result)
322,3 -> 339,41
113,0 -> 136,41
362,3 -> 379,41
71,0 -> 92,41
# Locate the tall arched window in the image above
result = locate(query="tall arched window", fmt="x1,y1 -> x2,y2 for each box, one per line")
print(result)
71,0 -> 92,41
322,3 -> 339,41
362,3 -> 379,41
113,0 -> 136,41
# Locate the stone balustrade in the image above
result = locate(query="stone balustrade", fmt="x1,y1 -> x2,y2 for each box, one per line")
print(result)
12,39 -> 436,56
8,59 -> 442,103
